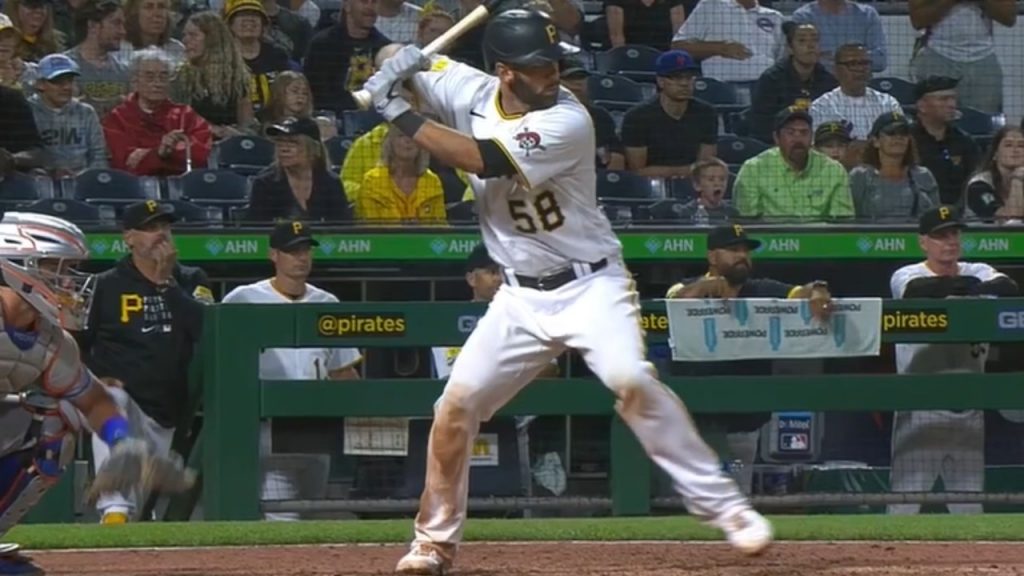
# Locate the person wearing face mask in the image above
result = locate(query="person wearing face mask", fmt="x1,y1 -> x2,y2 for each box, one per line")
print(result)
665,225 -> 832,495
76,200 -> 214,524
849,112 -> 939,222
28,53 -> 109,177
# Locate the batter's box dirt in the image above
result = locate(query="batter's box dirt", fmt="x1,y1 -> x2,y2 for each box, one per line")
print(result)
29,541 -> 1024,575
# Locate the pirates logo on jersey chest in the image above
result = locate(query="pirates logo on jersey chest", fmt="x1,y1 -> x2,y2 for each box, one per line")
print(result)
514,127 -> 546,157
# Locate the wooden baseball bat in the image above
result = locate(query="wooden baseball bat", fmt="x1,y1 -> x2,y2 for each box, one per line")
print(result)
351,0 -> 505,110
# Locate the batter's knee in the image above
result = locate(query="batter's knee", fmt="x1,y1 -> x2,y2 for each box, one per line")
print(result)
602,361 -> 659,396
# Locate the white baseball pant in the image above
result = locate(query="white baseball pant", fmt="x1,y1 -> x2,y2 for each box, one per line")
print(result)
412,263 -> 750,553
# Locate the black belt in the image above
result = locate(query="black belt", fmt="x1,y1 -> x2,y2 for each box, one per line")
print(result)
509,259 -> 608,291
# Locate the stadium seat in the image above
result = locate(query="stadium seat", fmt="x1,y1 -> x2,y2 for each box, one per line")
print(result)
342,109 -> 384,137
171,169 -> 251,206
693,77 -> 744,114
25,198 -> 114,225
723,107 -> 753,138
588,73 -> 646,112
324,136 -> 353,169
163,198 -> 224,224
955,107 -> 1000,136
717,136 -> 770,166
870,77 -> 916,105
596,169 -> 653,201
594,45 -> 661,83
70,168 -> 152,205
0,172 -> 53,210
209,135 -> 276,176
647,199 -> 690,222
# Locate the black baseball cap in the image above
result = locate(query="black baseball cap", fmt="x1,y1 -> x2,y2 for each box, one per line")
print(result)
914,76 -> 958,101
465,243 -> 497,272
265,116 -> 321,141
869,111 -> 911,137
815,120 -> 852,145
707,225 -> 762,251
774,105 -> 812,132
270,220 -> 320,251
122,200 -> 176,230
919,205 -> 967,235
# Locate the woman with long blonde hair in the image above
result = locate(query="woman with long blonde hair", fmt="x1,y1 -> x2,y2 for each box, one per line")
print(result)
356,128 -> 447,225
4,0 -> 64,62
176,10 -> 253,139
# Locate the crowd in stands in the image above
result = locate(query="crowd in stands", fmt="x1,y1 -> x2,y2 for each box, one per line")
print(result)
0,0 -> 1020,226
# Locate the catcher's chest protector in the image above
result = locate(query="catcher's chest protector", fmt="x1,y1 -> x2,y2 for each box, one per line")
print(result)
0,315 -> 86,397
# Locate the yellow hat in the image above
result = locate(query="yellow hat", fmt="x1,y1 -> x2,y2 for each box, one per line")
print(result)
0,13 -> 19,35
223,0 -> 268,22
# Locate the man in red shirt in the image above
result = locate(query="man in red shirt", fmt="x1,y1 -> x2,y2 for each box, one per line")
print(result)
103,47 -> 212,176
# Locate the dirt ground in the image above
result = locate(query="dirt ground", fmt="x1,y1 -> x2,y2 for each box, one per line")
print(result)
28,542 -> 1024,575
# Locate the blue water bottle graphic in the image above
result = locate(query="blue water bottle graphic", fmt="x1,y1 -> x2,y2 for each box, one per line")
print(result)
768,316 -> 782,351
703,318 -> 718,352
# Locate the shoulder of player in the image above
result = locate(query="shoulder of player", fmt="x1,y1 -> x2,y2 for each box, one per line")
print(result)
305,283 -> 339,302
222,279 -> 272,302
890,261 -> 929,280
529,99 -> 591,133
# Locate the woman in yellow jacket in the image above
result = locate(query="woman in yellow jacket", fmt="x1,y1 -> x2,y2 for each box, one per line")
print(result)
356,128 -> 448,225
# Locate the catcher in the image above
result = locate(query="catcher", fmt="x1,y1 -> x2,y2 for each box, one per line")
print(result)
0,212 -> 194,575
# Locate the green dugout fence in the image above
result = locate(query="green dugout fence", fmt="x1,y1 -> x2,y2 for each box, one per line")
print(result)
200,297 -> 1024,521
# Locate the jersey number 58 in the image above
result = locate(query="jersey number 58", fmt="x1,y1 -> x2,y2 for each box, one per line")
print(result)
508,190 -> 566,233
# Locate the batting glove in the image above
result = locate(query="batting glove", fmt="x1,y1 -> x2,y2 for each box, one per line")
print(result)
380,45 -> 430,81
364,72 -> 412,122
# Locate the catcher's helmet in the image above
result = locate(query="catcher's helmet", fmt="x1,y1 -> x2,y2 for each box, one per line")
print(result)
482,9 -> 579,71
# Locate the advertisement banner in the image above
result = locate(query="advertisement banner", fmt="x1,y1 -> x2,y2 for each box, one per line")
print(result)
665,298 -> 883,361
83,231 -> 1024,262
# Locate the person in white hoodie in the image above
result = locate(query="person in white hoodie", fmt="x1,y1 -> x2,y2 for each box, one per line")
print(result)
28,53 -> 109,177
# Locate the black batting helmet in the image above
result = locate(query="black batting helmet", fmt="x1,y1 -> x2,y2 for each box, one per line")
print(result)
482,9 -> 579,71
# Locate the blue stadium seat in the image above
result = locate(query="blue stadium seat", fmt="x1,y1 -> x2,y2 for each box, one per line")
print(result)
648,199 -> 690,222
717,136 -> 769,166
870,77 -> 917,105
324,136 -> 353,169
172,169 -> 251,206
342,109 -> 383,137
693,77 -> 742,113
596,169 -> 653,200
71,168 -> 152,205
163,198 -> 224,224
955,107 -> 999,136
588,73 -> 646,112
25,198 -> 114,225
209,135 -> 276,176
723,107 -> 753,138
594,45 -> 661,83
0,173 -> 53,210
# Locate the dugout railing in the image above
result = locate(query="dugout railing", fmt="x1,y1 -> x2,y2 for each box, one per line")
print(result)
196,298 -> 1024,521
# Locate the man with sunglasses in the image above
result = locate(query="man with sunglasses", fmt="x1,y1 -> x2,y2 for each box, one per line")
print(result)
364,9 -> 773,575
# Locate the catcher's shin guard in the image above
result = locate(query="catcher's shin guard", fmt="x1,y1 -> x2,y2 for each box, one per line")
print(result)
0,435 -> 74,540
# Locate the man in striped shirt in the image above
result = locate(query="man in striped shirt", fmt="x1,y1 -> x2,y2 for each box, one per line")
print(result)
809,43 -> 901,162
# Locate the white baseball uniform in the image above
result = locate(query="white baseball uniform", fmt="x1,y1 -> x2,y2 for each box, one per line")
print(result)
222,279 -> 362,521
406,57 -> 750,550
887,261 -> 1004,515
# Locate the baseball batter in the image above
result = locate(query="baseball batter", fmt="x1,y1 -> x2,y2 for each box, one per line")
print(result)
888,206 -> 1018,515
362,10 -> 772,575
0,212 -> 192,575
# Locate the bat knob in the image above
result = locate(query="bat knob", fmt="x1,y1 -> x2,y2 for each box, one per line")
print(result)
353,89 -> 373,111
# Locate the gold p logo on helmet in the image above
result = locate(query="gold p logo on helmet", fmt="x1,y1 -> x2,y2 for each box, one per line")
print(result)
939,207 -> 951,220
545,24 -> 557,44
145,200 -> 158,213
292,221 -> 304,235
733,224 -> 744,237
